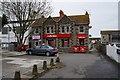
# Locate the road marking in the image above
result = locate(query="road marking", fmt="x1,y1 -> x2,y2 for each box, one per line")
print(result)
3,57 -> 48,68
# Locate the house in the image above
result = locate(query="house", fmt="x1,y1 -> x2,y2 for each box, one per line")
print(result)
29,10 -> 91,52
101,30 -> 120,45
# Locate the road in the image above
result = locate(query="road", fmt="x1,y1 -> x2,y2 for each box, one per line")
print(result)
1,49 -> 120,79
38,50 -> 120,79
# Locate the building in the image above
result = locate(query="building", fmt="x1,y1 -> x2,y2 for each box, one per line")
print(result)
29,10 -> 91,52
101,30 -> 120,44
0,20 -> 32,50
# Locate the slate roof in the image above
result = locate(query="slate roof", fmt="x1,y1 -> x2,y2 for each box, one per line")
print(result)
31,11 -> 90,27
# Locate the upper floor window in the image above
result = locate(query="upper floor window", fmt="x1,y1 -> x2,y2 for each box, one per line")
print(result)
66,26 -> 70,33
46,26 -> 54,34
60,25 -> 70,34
62,26 -> 64,33
34,28 -> 39,34
79,26 -> 84,32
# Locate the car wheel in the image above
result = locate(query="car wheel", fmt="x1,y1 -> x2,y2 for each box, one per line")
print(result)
45,52 -> 51,57
28,51 -> 32,55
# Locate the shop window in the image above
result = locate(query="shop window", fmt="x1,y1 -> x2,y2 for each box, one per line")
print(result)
34,41 -> 39,46
61,39 -> 69,47
79,39 -> 84,45
35,28 -> 39,34
48,39 -> 55,47
79,26 -> 84,32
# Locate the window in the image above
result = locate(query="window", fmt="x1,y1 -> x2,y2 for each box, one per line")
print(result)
48,39 -> 55,47
62,26 -> 64,33
35,46 -> 40,49
61,39 -> 69,47
34,41 -> 39,46
46,27 -> 50,33
51,26 -> 53,33
79,26 -> 84,32
40,45 -> 48,48
35,28 -> 39,34
66,26 -> 70,33
46,26 -> 54,34
79,39 -> 84,45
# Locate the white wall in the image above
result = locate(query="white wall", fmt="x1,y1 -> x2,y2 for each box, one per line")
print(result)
106,44 -> 120,63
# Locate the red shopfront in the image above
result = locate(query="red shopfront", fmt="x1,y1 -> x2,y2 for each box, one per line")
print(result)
72,34 -> 87,52
44,34 -> 71,47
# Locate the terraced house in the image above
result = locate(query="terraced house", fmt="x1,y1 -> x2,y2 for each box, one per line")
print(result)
29,10 -> 91,52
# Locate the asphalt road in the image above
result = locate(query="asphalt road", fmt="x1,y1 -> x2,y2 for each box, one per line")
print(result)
38,50 -> 120,79
2,49 -> 120,79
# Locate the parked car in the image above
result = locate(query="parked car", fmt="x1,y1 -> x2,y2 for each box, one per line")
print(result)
26,44 -> 58,56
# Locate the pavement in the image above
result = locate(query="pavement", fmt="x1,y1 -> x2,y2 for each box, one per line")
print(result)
2,50 -> 27,57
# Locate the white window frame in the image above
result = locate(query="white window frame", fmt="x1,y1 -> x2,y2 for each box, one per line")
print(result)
34,28 -> 39,34
79,26 -> 85,33
46,26 -> 54,34
60,25 -> 71,34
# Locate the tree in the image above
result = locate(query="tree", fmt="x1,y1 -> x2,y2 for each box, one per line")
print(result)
1,0 -> 52,51
2,14 -> 8,27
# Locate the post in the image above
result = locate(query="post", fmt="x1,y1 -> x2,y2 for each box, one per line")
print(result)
14,71 -> 21,80
56,52 -> 60,63
50,58 -> 54,66
43,61 -> 47,70
32,64 -> 38,75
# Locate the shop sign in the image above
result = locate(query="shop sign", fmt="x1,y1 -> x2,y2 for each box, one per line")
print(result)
77,34 -> 87,39
44,34 -> 71,38
32,36 -> 40,39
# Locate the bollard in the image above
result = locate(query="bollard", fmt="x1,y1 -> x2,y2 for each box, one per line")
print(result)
50,58 -> 54,66
14,71 -> 21,80
56,53 -> 60,63
32,64 -> 38,75
43,61 -> 47,70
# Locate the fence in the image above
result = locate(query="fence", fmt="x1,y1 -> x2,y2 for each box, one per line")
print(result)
106,44 -> 120,63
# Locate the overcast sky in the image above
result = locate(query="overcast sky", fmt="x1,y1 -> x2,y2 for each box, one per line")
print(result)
51,0 -> 119,37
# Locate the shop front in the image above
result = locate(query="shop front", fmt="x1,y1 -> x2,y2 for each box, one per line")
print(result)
44,34 -> 71,48
72,34 -> 87,52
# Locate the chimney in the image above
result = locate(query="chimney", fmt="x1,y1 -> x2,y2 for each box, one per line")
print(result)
59,10 -> 64,17
85,11 -> 89,15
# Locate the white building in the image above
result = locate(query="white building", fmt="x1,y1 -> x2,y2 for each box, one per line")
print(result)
101,30 -> 120,44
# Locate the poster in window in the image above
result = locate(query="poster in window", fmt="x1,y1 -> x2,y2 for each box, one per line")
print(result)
64,40 -> 68,47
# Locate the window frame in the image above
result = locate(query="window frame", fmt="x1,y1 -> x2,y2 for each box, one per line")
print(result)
34,28 -> 39,34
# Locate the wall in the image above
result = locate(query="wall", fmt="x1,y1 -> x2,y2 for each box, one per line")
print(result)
106,44 -> 120,63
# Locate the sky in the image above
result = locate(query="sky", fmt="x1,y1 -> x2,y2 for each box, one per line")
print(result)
50,0 -> 119,37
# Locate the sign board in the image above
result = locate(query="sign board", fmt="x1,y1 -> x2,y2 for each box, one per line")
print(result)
77,34 -> 87,39
32,36 -> 40,39
44,34 -> 71,38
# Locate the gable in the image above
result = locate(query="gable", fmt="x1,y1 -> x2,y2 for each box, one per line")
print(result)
43,16 -> 56,25
58,15 -> 72,24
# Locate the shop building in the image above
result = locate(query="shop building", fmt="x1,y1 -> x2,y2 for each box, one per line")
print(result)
30,10 -> 91,52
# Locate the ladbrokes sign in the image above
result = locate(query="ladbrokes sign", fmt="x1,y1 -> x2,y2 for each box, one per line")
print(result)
44,34 -> 71,38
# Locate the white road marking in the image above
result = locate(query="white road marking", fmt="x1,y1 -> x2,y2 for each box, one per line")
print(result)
3,57 -> 48,68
